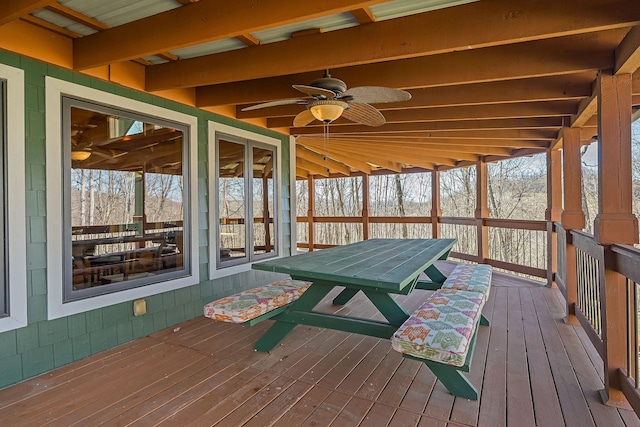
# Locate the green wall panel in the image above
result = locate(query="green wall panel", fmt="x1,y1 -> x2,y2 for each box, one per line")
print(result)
0,52 -> 292,390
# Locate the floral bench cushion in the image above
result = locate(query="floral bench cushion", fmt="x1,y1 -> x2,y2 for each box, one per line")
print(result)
442,263 -> 492,301
203,279 -> 311,323
391,288 -> 485,367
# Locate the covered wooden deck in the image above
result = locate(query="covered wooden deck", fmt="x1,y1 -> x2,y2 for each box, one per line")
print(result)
0,263 -> 637,427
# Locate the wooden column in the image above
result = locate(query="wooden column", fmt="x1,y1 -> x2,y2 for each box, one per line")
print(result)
475,160 -> 489,263
546,149 -> 563,287
431,170 -> 441,238
561,126 -> 585,318
594,70 -> 638,406
307,175 -> 315,252
362,174 -> 370,240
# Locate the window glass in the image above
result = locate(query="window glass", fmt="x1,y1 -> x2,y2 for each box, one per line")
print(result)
65,99 -> 190,301
216,134 -> 278,268
218,138 -> 247,262
252,145 -> 275,256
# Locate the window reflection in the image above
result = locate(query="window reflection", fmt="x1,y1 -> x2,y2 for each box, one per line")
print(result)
216,136 -> 277,267
253,146 -> 275,256
70,106 -> 185,291
218,139 -> 246,261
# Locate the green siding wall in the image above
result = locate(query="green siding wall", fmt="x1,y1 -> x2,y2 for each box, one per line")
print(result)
0,49 -> 291,389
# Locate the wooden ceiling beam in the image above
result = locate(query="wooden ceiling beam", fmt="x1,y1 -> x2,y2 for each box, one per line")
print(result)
295,167 -> 309,178
299,135 -> 548,149
307,143 -> 443,169
571,92 -> 598,128
350,7 -> 376,24
302,139 -> 461,164
235,73 -> 594,119
298,129 -> 560,140
293,157 -> 330,177
236,33 -> 260,47
0,0 -> 55,26
73,0 -> 388,70
290,118 -> 563,135
615,25 -> 640,74
296,145 -> 372,175
19,15 -> 79,38
46,4 -> 108,31
195,30 -> 622,105
149,0 -> 639,90
296,145 -> 351,176
267,100 -> 579,128
300,138 -> 515,157
44,4 -> 179,64
306,140 -> 482,162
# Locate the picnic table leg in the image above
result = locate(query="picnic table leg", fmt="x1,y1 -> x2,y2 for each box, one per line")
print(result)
423,361 -> 479,400
415,264 -> 448,290
480,314 -> 490,326
254,282 -> 334,352
332,288 -> 359,305
254,321 -> 297,352
362,291 -> 409,326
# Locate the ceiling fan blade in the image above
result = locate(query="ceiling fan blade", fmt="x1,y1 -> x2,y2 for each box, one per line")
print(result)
342,86 -> 411,104
241,98 -> 306,111
342,103 -> 386,126
293,109 -> 317,127
293,84 -> 336,99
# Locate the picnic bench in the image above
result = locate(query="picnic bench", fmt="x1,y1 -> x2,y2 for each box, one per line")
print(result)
203,279 -> 311,325
391,263 -> 492,400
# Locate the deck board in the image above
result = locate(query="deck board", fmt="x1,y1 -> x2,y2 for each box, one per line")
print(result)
0,261 -> 638,426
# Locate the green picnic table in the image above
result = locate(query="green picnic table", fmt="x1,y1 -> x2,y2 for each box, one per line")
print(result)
251,238 -> 456,352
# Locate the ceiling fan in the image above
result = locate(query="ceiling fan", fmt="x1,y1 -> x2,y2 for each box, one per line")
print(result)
241,70 -> 412,127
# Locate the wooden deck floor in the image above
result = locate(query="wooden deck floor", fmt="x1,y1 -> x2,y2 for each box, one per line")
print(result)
1,263 -> 639,426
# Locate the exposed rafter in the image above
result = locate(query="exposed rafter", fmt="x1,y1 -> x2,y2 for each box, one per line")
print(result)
1,0 -> 636,177
266,101 -> 580,128
73,0 -> 388,70
615,25 -> 640,74
0,0 -> 55,26
147,0 -> 640,90
195,30 -> 623,104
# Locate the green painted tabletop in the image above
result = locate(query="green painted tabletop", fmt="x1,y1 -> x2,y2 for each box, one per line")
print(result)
253,238 -> 456,292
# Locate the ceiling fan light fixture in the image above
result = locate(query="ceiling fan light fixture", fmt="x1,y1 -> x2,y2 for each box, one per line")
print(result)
71,150 -> 91,161
309,100 -> 348,123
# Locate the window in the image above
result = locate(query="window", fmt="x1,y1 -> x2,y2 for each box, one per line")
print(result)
46,78 -> 198,319
209,122 -> 281,277
63,98 -> 191,301
0,64 -> 27,333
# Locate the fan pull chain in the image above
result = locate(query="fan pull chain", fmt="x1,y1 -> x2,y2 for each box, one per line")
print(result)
323,121 -> 330,174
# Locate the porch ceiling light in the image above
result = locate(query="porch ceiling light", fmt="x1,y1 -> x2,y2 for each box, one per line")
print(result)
71,150 -> 91,161
309,100 -> 348,123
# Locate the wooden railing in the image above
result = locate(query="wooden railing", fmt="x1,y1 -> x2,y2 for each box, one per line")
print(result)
555,221 -> 640,414
298,214 -> 548,279
609,244 -> 640,415
569,229 -> 605,355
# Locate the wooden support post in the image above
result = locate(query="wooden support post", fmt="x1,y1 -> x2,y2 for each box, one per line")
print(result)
594,72 -> 638,245
362,174 -> 370,240
475,160 -> 489,264
431,170 -> 441,238
561,126 -> 585,318
594,70 -> 638,407
307,175 -> 315,252
546,149 -> 562,287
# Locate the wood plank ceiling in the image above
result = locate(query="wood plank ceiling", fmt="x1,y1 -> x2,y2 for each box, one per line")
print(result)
4,0 -> 640,178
